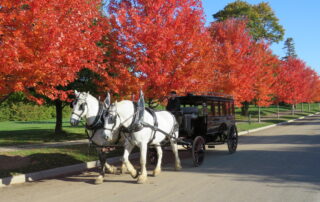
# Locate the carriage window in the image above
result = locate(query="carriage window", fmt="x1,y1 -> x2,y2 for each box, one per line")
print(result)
226,102 -> 230,115
231,102 -> 235,115
214,102 -> 220,116
222,102 -> 227,116
210,103 -> 215,116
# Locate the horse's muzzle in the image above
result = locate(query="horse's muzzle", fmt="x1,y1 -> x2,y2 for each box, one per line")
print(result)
70,118 -> 80,126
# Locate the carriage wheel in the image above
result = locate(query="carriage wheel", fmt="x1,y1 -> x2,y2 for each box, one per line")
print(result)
148,148 -> 158,165
227,126 -> 238,154
192,136 -> 205,167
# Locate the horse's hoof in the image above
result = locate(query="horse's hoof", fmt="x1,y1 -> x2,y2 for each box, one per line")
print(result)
94,176 -> 104,184
110,166 -> 118,174
152,169 -> 161,177
175,165 -> 182,171
106,166 -> 118,174
137,175 -> 147,184
120,165 -> 129,174
129,169 -> 138,179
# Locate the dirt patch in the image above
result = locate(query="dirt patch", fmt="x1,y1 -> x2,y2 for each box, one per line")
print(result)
0,155 -> 31,170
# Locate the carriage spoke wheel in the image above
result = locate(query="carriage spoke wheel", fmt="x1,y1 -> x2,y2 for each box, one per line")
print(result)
192,136 -> 205,167
148,148 -> 158,165
227,126 -> 238,154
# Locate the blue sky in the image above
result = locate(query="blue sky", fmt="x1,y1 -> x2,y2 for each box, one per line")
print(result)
202,0 -> 320,73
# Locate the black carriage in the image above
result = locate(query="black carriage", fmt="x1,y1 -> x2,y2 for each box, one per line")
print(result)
176,93 -> 238,166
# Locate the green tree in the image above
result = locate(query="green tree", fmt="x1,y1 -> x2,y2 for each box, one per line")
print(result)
213,0 -> 285,43
282,37 -> 297,60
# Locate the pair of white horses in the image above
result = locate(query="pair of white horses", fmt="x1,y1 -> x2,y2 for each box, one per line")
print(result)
70,90 -> 182,184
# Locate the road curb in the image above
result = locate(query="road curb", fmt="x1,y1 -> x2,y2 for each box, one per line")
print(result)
238,112 -> 320,136
0,153 -> 139,188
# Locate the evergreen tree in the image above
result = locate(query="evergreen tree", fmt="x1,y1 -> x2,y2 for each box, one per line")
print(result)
282,37 -> 297,60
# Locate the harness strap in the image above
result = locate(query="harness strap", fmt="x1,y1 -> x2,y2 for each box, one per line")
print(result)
121,102 -> 144,133
140,109 -> 179,143
86,102 -> 107,142
86,102 -> 105,131
145,107 -> 158,144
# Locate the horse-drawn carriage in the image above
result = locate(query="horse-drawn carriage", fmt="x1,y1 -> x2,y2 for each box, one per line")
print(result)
148,92 -> 238,167
70,91 -> 238,184
175,93 -> 238,166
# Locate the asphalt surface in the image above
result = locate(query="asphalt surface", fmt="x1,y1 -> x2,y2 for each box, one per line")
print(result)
1,115 -> 320,202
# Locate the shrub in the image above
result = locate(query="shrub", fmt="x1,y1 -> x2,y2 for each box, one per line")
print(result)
0,102 -> 71,121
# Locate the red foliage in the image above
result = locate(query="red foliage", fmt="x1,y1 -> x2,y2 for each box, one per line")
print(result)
275,57 -> 310,105
209,19 -> 257,105
0,0 -> 108,103
107,0 -> 214,100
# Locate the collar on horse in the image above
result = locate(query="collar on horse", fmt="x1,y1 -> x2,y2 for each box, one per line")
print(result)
86,101 -> 106,132
120,102 -> 145,133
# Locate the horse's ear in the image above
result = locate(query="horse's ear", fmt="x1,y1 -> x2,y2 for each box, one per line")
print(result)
137,90 -> 145,121
104,92 -> 111,108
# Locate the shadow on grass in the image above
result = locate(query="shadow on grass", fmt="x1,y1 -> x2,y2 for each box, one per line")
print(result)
0,129 -> 87,146
0,153 -> 85,179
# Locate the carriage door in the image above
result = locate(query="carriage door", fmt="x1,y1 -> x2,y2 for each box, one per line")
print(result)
207,101 -> 221,134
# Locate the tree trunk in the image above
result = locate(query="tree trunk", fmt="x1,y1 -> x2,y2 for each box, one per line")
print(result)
258,106 -> 261,123
308,103 -> 311,112
55,100 -> 63,135
277,104 -> 280,119
241,101 -> 250,116
292,104 -> 295,115
301,103 -> 303,112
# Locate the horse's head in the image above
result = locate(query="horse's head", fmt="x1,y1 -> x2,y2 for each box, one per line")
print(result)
103,94 -> 121,142
70,90 -> 89,126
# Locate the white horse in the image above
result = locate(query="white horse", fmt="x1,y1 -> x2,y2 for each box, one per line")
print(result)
70,90 -> 121,182
101,91 -> 182,184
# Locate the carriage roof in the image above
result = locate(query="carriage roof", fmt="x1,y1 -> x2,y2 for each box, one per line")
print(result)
178,92 -> 234,105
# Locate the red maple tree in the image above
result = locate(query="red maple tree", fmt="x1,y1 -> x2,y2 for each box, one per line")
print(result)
0,0 -> 109,102
106,0 -> 214,103
209,19 -> 259,106
0,0 -> 110,133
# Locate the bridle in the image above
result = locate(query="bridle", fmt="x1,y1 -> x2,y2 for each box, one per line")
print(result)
103,105 -> 119,134
71,98 -> 87,120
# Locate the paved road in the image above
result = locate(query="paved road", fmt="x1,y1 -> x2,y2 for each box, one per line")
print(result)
1,115 -> 320,202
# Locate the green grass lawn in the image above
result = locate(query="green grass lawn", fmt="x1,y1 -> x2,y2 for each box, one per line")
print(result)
236,111 -> 318,132
0,119 -> 86,146
235,103 -> 320,121
0,144 -> 125,178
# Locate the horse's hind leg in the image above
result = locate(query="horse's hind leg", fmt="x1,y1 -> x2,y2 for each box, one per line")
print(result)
170,132 -> 182,171
95,149 -> 107,184
137,142 -> 148,184
152,145 -> 162,177
123,142 -> 138,179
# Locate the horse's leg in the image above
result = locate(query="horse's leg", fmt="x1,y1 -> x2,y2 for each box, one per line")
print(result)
95,149 -> 107,184
120,159 -> 128,174
105,162 -> 118,174
123,142 -> 138,178
170,131 -> 182,171
137,142 -> 148,184
152,145 -> 162,177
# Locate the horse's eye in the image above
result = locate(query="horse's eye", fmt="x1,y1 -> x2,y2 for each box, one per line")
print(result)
108,115 -> 116,124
